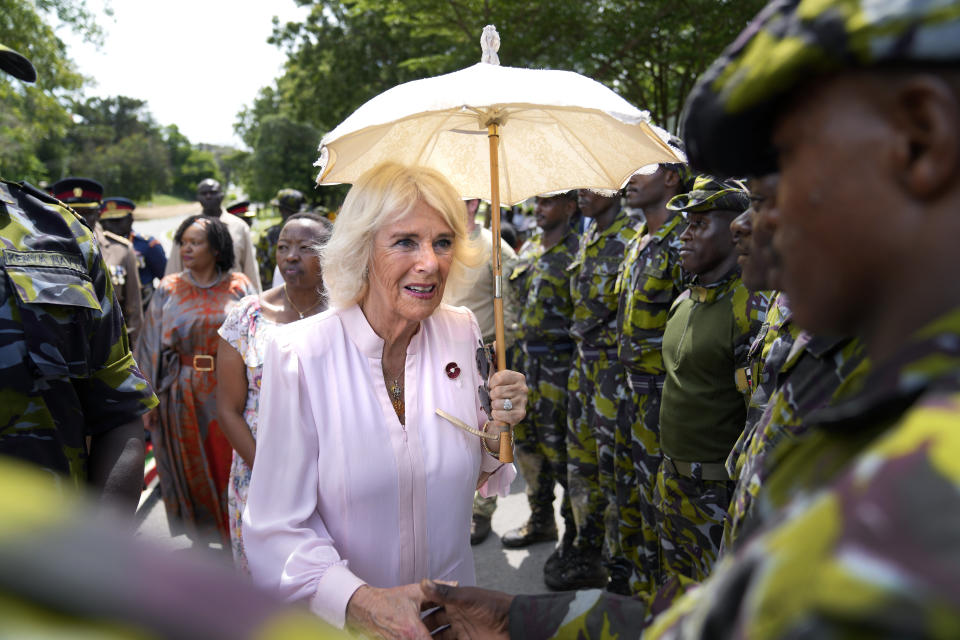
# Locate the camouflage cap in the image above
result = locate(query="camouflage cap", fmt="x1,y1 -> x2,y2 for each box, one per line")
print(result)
0,43 -> 36,83
666,174 -> 750,214
272,188 -> 305,212
681,0 -> 960,177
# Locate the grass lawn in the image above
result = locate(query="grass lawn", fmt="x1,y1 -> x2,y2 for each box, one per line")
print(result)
136,194 -> 192,208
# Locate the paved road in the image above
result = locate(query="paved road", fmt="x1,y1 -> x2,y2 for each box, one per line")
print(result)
133,212 -> 190,256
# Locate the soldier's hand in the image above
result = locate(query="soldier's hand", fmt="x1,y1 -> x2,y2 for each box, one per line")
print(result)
420,579 -> 512,640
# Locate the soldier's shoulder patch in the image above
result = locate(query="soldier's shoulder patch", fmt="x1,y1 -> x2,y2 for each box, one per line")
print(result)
1,247 -> 87,274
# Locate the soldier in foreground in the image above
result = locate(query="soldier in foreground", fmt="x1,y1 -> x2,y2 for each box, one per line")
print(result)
722,177 -> 869,550
420,0 -> 960,636
0,46 -> 156,513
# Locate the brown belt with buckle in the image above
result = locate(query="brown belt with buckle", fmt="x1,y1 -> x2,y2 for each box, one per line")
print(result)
179,354 -> 215,372
663,456 -> 731,482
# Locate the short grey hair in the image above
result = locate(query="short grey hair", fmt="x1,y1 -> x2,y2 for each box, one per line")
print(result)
321,162 -> 478,309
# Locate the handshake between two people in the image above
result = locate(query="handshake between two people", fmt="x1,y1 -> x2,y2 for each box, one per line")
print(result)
345,580 -> 513,640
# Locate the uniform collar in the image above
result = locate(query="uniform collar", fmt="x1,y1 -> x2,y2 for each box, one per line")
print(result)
688,268 -> 741,304
810,306 -> 960,431
584,207 -> 631,246
648,211 -> 685,244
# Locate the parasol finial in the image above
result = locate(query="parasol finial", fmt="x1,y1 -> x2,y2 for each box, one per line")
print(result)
480,25 -> 500,66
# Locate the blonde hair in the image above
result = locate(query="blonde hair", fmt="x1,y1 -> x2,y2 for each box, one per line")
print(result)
321,162 -> 478,309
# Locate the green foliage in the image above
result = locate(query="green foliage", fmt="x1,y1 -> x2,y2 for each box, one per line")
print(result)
584,0 -> 768,130
246,114 -> 320,203
135,193 -> 191,208
231,0 -> 767,209
172,148 -> 223,197
0,0 -> 93,181
51,95 -> 170,199
218,149 -> 251,197
243,0 -> 766,152
67,132 -> 171,200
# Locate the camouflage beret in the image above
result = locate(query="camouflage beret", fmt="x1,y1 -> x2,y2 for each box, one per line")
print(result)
666,174 -> 750,214
0,43 -> 36,83
272,188 -> 305,211
681,0 -> 960,177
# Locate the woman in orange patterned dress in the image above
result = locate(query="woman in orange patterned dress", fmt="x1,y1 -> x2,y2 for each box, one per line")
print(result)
136,215 -> 256,546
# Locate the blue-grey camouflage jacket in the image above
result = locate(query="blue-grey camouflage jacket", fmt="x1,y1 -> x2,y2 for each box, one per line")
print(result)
0,179 -> 158,487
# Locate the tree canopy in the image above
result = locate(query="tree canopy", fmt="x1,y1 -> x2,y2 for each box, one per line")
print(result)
232,0 -> 766,207
249,0 -> 766,135
0,0 -> 93,179
0,2 -> 226,200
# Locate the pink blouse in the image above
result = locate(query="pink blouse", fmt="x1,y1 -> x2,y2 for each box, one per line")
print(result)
243,304 -> 515,628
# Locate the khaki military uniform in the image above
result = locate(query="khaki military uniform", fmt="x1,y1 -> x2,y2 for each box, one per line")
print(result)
95,224 -> 142,345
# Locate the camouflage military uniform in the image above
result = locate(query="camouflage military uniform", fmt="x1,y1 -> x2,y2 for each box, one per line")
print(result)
724,291 -> 797,481
723,294 -> 869,550
0,179 -> 158,487
510,227 -> 580,536
656,272 -> 768,589
613,211 -> 686,596
565,209 -> 641,582
255,223 -> 282,288
509,307 -> 960,639
95,224 -> 143,345
507,1 -> 960,636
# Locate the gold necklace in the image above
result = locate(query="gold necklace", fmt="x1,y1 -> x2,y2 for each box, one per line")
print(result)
384,364 -> 405,424
283,284 -> 323,319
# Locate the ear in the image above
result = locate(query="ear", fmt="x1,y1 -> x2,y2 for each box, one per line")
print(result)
663,169 -> 681,189
892,75 -> 960,199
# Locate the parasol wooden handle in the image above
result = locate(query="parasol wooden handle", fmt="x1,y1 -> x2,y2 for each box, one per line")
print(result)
488,123 -> 513,463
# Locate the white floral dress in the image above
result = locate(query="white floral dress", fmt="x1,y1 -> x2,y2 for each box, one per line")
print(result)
217,294 -> 277,571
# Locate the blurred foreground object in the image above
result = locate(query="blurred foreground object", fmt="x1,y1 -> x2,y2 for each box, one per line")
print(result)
0,457 -> 343,639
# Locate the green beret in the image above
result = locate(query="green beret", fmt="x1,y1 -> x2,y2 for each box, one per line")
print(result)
681,0 -> 960,177
667,174 -> 750,214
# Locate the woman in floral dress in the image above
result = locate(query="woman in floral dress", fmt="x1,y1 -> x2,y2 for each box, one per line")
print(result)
136,215 -> 256,546
216,213 -> 332,570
